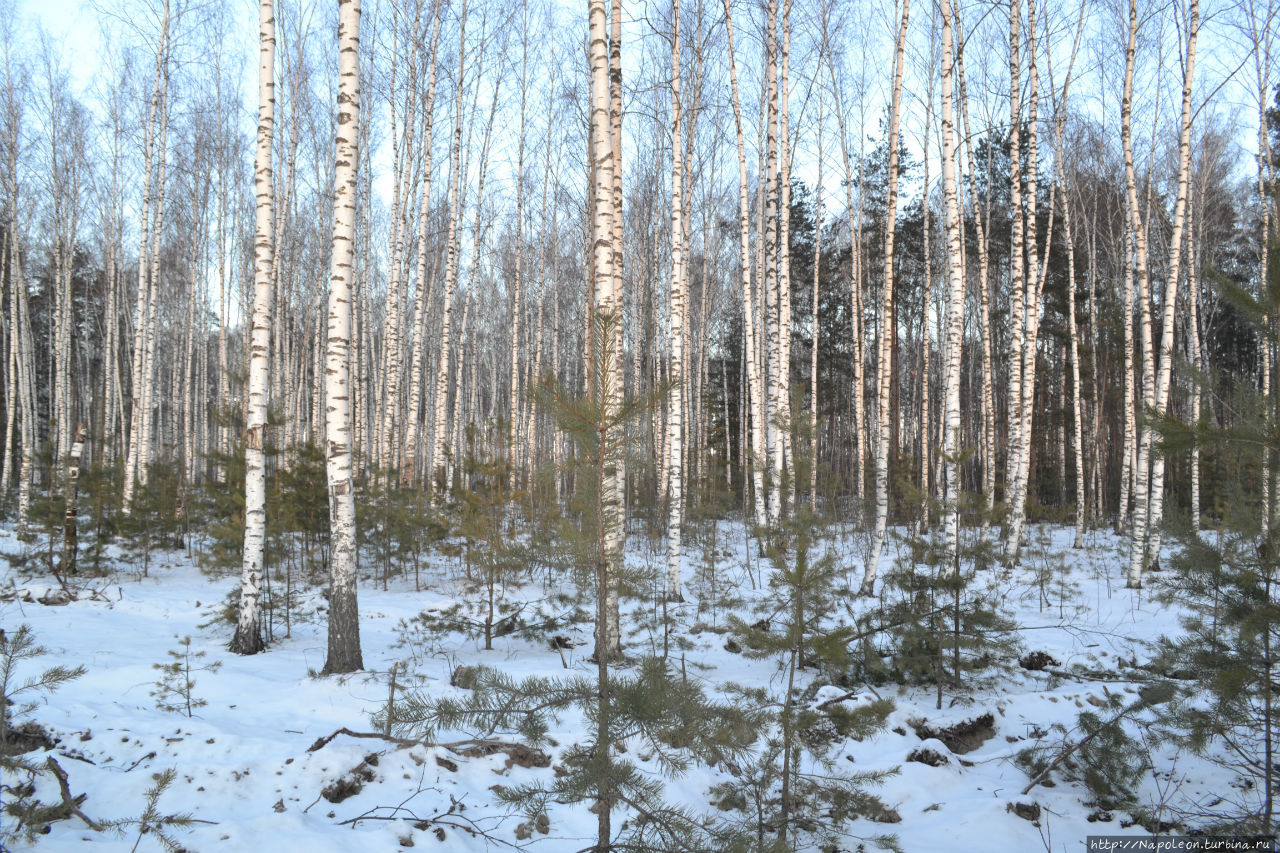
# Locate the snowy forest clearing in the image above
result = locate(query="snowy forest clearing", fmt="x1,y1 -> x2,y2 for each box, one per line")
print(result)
0,522 -> 1263,852
2,0 -> 1278,842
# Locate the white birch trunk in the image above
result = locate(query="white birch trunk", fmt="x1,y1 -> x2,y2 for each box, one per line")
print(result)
1061,180 -> 1086,548
666,0 -> 685,600
123,3 -> 170,512
232,0 -> 275,657
953,7 -> 996,523
722,0 -> 767,531
762,0 -> 782,526
400,0 -> 443,488
863,0 -> 911,596
430,0 -> 468,490
939,0 -> 965,566
810,100 -> 823,510
1187,193 -> 1202,532
323,0 -> 364,675
61,424 -> 85,575
1135,0 -> 1199,579
589,0 -> 621,664
776,0 -> 794,511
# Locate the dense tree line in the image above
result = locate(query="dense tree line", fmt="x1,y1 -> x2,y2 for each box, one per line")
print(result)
0,0 -> 1275,659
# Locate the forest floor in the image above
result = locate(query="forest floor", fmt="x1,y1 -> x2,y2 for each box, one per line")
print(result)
0,521 -> 1251,852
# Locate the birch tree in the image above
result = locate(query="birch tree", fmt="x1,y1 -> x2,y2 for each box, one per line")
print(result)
938,0 -> 965,565
665,0 -> 686,600
122,0 -> 172,513
586,0 -> 621,843
400,0 -> 443,488
953,4 -> 996,522
322,0 -> 364,675
0,24 -> 34,530
1003,0 -> 1031,561
430,0 -> 469,490
231,0 -> 276,657
722,0 -> 767,530
862,0 -> 910,597
1129,0 -> 1199,586
61,424 -> 85,575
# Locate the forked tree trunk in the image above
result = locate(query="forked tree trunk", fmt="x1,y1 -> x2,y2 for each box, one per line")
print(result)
863,0 -> 911,596
401,0 -> 443,489
123,1 -> 170,513
722,0 -> 767,531
953,5 -> 996,524
1135,0 -> 1199,580
430,0 -> 469,490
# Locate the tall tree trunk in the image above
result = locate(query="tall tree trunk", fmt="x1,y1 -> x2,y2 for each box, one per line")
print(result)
1187,191 -> 1203,532
1121,0 -> 1153,571
1002,0 -> 1027,561
862,0 -> 910,596
588,0 -> 618,847
824,43 -> 866,506
762,0 -> 782,526
954,5 -> 996,524
1061,181 -> 1085,548
322,0 -> 364,675
509,0 -> 529,492
1134,0 -> 1199,581
400,0 -> 443,489
123,1 -> 170,512
665,0 -> 686,600
430,0 -> 469,490
1006,0 -> 1048,562
809,99 -> 823,510
722,0 -> 767,531
939,0 -> 965,568
776,0 -> 794,514
232,0 -> 276,657
920,71 -> 933,525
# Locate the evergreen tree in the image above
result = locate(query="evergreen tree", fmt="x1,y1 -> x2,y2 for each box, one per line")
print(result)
1143,217 -> 1280,835
859,490 -> 1016,708
450,419 -> 526,650
1154,508 -> 1280,834
379,657 -> 763,852
723,502 -> 897,849
0,625 -> 86,846
117,457 -> 185,577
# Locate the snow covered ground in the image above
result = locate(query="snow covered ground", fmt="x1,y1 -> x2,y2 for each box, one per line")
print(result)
0,522 -> 1251,852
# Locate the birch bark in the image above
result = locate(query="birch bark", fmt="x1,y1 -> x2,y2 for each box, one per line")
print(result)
401,0 -> 443,488
939,0 -> 965,566
430,0 -> 469,489
665,0 -> 685,599
863,0 -> 911,596
232,0 -> 276,657
722,0 -> 767,530
1133,0 -> 1199,582
322,0 -> 364,675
